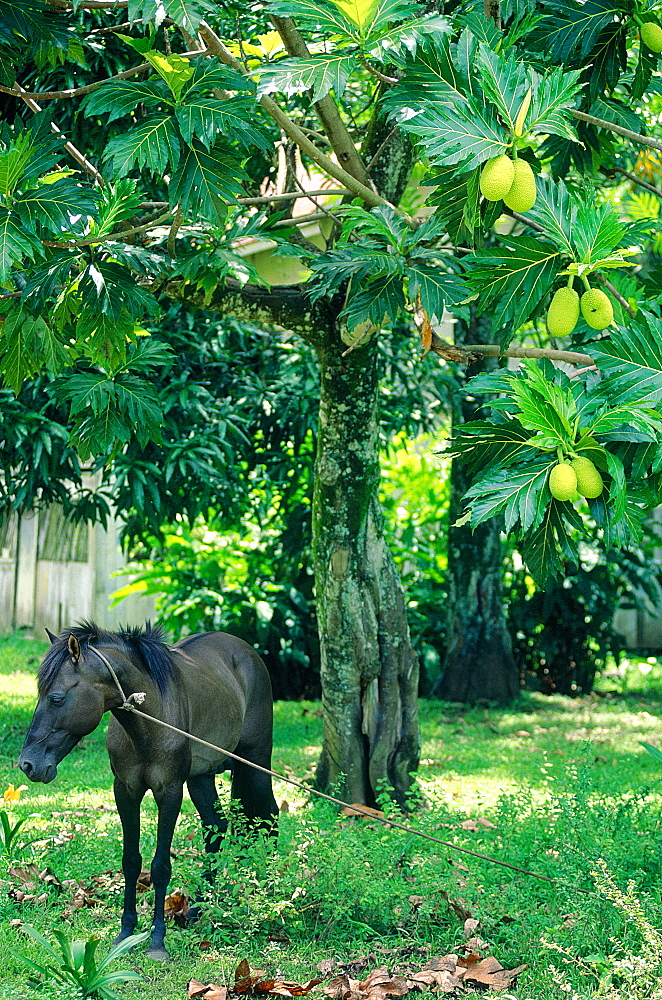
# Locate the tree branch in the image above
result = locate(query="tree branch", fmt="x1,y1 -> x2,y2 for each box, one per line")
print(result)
47,0 -> 129,7
14,84 -> 105,185
42,211 -> 173,248
0,49 -> 206,102
139,189 -> 353,210
601,164 -> 662,198
572,109 -> 662,154
198,22 -> 411,221
271,207 -> 353,228
359,57 -> 398,85
595,273 -> 636,317
430,334 -> 593,367
166,276 -> 335,346
241,188 -> 351,205
269,14 -> 373,189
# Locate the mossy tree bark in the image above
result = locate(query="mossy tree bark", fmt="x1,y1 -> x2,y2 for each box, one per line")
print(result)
433,313 -> 519,704
313,325 -> 419,808
172,120 -> 421,807
170,280 -> 420,806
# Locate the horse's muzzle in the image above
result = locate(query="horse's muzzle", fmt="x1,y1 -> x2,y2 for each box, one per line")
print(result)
18,755 -> 57,783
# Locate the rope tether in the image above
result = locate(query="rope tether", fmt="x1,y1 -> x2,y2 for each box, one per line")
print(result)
90,646 -> 592,896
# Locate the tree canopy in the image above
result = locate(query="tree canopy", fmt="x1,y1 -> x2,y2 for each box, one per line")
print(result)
2,0 -> 662,583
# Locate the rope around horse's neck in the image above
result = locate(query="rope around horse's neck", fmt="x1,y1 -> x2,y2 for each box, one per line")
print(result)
89,645 -> 592,896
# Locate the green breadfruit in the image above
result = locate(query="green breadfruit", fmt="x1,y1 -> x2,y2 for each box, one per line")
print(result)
548,463 -> 577,501
480,155 -> 515,201
570,456 -> 603,498
503,158 -> 537,212
580,288 -> 614,329
547,286 -> 580,337
641,21 -> 662,52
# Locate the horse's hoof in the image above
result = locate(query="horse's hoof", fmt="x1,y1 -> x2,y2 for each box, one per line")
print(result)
146,946 -> 170,962
112,932 -> 136,947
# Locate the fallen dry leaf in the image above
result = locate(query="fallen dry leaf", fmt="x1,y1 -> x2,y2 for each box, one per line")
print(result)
462,956 -> 527,990
463,918 -> 480,939
262,980 -> 323,996
193,981 -> 228,1000
189,981 -> 212,999
440,891 -> 473,922
9,864 -> 62,890
340,804 -> 385,820
233,962 -> 322,998
188,981 -> 228,1000
235,960 -> 268,994
459,820 -> 480,832
165,890 -> 190,920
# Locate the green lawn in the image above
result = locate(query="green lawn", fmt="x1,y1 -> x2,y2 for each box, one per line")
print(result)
2,632 -> 662,999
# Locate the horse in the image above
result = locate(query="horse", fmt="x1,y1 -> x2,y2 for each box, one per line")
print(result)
18,622 -> 278,961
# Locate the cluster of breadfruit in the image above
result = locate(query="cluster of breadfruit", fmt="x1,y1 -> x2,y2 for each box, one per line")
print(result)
546,281 -> 614,334
548,456 -> 604,501
479,153 -> 537,212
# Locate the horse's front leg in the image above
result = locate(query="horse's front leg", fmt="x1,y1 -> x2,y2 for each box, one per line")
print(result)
148,781 -> 184,962
113,778 -> 146,944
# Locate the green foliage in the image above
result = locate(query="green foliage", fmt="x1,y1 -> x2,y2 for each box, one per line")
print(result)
464,177 -> 652,345
506,542 -> 662,695
308,207 -> 466,329
454,352 -> 662,584
380,438 -> 450,692
2,0 -> 662,585
114,513 -> 320,699
0,809 -> 31,856
13,926 -> 148,1000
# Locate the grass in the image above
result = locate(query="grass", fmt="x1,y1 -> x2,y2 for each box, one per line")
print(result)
2,632 -> 662,999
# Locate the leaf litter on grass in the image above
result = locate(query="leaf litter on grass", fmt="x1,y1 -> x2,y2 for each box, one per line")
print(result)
187,951 -> 526,1000
7,862 -> 152,914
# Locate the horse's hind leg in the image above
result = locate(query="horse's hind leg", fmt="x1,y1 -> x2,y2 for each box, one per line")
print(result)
187,773 -> 227,881
113,779 -> 146,944
231,754 -> 278,836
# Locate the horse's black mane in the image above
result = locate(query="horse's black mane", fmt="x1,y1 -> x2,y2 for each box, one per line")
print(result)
38,620 -> 174,695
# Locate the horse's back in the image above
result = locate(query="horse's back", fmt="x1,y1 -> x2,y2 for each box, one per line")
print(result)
171,632 -> 275,775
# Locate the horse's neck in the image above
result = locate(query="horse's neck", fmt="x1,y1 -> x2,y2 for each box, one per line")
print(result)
99,650 -> 162,711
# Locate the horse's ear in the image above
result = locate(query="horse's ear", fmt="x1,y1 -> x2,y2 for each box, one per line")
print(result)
67,634 -> 81,664
45,628 -> 58,644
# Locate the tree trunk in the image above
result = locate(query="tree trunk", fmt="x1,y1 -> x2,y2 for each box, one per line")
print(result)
172,178 -> 422,806
313,322 -> 419,808
433,313 -> 519,704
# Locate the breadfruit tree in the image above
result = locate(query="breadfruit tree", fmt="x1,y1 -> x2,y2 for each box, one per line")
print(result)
3,0 -> 662,799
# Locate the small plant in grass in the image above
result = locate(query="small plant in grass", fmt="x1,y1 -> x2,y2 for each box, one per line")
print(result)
544,861 -> 662,999
12,925 -> 149,1000
0,807 -> 41,857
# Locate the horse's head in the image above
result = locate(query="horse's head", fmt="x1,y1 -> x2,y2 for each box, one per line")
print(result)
19,632 -> 107,783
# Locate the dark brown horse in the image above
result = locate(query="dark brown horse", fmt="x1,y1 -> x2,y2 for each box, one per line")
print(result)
19,622 -> 278,961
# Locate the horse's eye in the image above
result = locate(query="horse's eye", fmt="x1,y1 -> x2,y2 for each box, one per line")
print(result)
49,694 -> 65,707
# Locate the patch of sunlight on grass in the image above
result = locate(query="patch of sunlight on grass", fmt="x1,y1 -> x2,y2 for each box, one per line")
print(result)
0,670 -> 37,707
